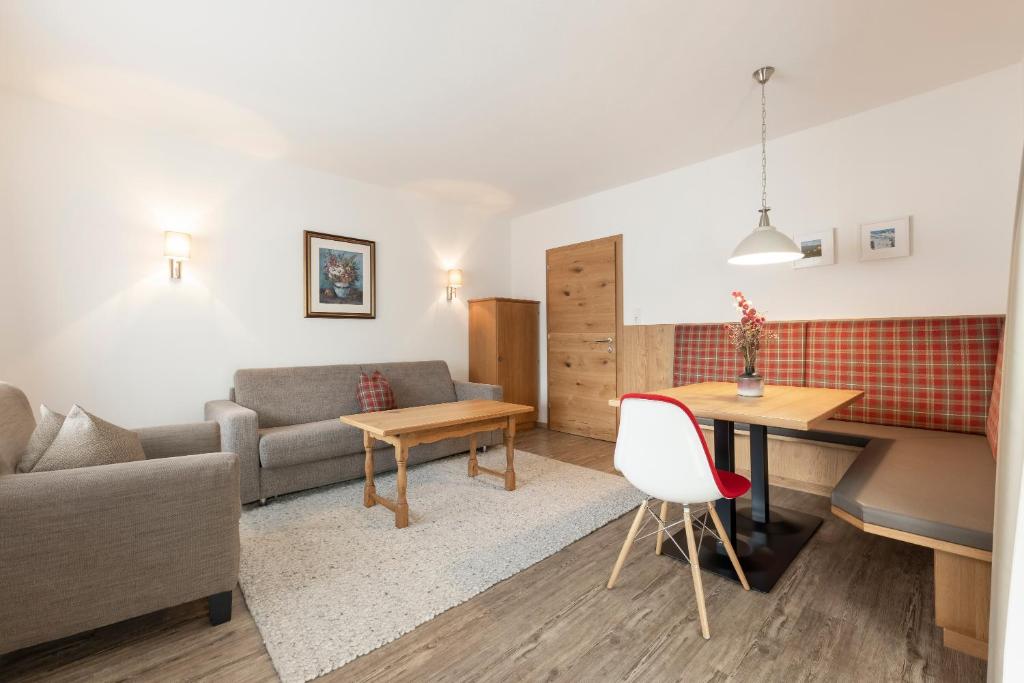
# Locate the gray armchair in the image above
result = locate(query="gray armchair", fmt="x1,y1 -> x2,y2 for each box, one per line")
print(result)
0,383 -> 241,655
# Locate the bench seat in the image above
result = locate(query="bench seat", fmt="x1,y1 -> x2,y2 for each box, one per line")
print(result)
829,430 -> 996,659
831,435 -> 996,551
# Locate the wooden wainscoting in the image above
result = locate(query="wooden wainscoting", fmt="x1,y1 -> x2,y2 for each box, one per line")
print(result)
700,426 -> 860,496
620,323 -> 859,495
620,324 -> 676,394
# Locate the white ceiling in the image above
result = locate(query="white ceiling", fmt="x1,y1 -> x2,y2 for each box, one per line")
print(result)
2,1 -> 1023,215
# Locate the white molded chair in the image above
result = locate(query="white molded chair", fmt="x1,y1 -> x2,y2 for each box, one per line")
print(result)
607,393 -> 752,639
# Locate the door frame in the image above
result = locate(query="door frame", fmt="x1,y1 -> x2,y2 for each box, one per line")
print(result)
545,234 -> 624,439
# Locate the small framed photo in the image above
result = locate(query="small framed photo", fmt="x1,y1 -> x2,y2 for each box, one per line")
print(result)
793,229 -> 835,269
304,230 -> 376,319
860,216 -> 911,261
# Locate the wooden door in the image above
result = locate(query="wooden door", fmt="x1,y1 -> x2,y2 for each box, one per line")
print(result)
546,235 -> 622,440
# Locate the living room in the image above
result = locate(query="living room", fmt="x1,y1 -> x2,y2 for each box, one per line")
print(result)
2,2 -> 1024,681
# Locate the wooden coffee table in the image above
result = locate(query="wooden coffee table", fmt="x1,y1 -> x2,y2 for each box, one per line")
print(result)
341,399 -> 534,528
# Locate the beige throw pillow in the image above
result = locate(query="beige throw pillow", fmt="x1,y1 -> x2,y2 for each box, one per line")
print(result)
30,405 -> 145,472
18,404 -> 66,473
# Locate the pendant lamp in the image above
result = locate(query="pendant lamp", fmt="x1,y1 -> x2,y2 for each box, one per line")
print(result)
728,66 -> 803,265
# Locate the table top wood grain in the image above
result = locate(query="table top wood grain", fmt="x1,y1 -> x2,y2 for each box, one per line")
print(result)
607,381 -> 863,431
341,399 -> 534,437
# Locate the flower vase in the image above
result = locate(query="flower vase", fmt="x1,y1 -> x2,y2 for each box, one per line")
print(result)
333,283 -> 350,297
737,362 -> 764,397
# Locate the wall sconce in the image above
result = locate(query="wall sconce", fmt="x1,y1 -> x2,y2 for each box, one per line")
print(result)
446,269 -> 463,301
164,231 -> 191,280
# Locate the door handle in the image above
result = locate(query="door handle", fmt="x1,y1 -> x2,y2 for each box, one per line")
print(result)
586,338 -> 613,343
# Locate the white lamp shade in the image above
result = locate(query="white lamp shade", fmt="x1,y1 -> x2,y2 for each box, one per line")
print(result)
447,269 -> 463,287
164,231 -> 192,260
728,225 -> 802,265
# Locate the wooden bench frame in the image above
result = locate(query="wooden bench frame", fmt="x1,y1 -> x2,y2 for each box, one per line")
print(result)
832,505 -> 991,660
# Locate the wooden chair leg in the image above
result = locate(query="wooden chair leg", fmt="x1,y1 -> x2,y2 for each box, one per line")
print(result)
683,505 -> 711,639
607,502 -> 647,589
655,501 -> 669,555
706,502 -> 750,591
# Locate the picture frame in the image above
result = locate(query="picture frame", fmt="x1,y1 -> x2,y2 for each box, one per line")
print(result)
304,230 -> 376,319
859,216 -> 911,261
793,229 -> 835,269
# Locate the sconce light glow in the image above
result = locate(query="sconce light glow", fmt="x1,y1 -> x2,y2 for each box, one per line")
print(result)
164,231 -> 192,279
446,269 -> 463,301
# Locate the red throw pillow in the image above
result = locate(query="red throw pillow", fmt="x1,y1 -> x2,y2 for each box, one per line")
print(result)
357,371 -> 397,412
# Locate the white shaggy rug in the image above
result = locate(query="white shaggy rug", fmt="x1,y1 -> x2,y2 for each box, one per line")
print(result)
238,447 -> 643,683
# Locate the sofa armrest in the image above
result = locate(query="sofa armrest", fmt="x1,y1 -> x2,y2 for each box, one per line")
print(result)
205,399 -> 260,503
455,380 -> 503,402
0,453 -> 240,654
135,421 -> 221,460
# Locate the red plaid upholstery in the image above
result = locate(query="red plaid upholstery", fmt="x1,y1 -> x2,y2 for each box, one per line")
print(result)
673,322 -> 806,387
806,316 -> 1003,434
357,371 -> 397,412
671,315 -> 1004,435
987,331 -> 1005,457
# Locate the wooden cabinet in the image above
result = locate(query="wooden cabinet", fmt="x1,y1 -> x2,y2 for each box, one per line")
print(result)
468,298 -> 539,429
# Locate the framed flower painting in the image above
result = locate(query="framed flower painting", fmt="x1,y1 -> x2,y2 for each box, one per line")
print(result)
304,230 -> 376,319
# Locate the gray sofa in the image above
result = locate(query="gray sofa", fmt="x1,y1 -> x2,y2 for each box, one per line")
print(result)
0,382 -> 240,655
205,360 -> 502,504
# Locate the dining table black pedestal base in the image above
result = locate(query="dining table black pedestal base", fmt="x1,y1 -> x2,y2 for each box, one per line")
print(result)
660,504 -> 823,593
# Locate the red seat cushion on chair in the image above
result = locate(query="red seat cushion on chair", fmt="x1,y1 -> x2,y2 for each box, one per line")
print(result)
357,371 -> 397,412
716,469 -> 751,499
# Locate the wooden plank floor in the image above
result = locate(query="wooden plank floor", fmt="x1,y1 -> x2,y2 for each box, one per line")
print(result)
1,427 -> 986,682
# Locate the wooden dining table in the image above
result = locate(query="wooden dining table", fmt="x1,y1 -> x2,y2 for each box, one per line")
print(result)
610,381 -> 863,592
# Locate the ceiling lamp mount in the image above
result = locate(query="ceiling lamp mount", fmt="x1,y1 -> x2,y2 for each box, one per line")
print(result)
728,65 -> 803,266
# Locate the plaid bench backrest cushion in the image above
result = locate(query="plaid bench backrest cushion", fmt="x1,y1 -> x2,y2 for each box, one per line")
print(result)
805,316 -> 1004,434
672,322 -> 807,387
986,330 -> 1005,457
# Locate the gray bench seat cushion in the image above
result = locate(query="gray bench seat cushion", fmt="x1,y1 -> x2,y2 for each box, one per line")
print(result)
258,420 -> 363,469
816,419 -> 984,442
831,435 -> 996,551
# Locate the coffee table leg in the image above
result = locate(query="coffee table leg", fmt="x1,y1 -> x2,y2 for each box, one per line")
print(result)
395,439 -> 410,528
363,432 -> 376,508
468,434 -> 479,477
503,416 -> 517,491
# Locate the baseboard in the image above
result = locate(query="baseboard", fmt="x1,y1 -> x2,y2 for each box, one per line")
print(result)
733,467 -> 833,497
943,629 -> 988,660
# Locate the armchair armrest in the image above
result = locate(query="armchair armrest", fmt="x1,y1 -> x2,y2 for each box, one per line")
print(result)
455,380 -> 503,402
205,399 -> 260,503
0,453 -> 240,654
135,421 -> 221,460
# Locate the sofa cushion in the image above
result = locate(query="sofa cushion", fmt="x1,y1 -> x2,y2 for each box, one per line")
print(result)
258,419 -> 364,469
234,364 -> 364,428
30,405 -> 145,472
0,383 -> 35,476
359,361 -> 457,408
17,404 -> 65,473
831,435 -> 996,550
357,371 -> 397,412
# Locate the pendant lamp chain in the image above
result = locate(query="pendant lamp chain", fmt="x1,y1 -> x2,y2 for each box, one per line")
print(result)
761,79 -> 768,212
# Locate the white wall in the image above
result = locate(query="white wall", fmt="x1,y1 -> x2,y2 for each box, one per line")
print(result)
510,65 -> 1024,421
0,90 -> 510,427
987,58 -> 1024,682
